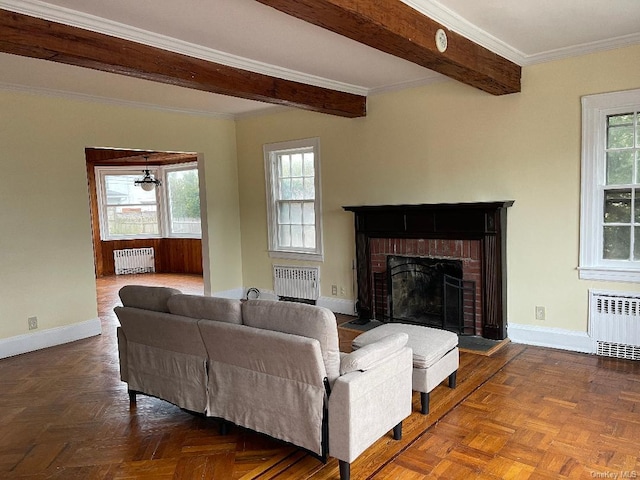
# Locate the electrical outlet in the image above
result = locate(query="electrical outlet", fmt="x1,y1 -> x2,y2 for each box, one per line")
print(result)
340,286 -> 346,296
535,306 -> 546,321
331,284 -> 338,296
28,316 -> 38,330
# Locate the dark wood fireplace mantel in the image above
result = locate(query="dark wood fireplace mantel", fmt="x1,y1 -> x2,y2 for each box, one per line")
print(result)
343,201 -> 514,340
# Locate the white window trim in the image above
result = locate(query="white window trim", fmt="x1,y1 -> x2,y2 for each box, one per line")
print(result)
579,88 -> 640,282
95,162 -> 201,241
264,137 -> 324,262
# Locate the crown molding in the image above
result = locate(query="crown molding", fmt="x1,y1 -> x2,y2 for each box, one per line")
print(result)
403,0 -> 640,67
0,0 -> 369,97
0,81 -> 241,119
368,74 -> 448,96
523,32 -> 640,65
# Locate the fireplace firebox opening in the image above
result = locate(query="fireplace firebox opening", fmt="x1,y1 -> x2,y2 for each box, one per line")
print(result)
381,255 -> 477,335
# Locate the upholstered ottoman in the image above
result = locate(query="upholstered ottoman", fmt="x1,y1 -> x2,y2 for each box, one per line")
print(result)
352,323 -> 459,414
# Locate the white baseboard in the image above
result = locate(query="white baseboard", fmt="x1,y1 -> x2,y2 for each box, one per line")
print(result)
0,317 -> 102,359
212,287 -> 247,299
507,323 -> 593,354
225,287 -> 357,315
317,296 -> 356,316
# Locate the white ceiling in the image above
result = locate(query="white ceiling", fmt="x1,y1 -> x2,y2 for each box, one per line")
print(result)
2,0 -> 640,118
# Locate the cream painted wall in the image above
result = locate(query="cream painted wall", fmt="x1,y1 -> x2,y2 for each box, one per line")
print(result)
0,91 -> 241,340
236,44 -> 640,335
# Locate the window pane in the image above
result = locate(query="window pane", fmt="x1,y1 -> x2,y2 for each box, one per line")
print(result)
606,150 -> 634,185
278,202 -> 290,223
303,202 -> 315,224
279,178 -> 291,200
303,177 -> 315,198
105,174 -> 156,205
291,154 -> 303,176
607,113 -> 634,148
279,225 -> 291,247
303,153 -> 314,176
635,227 -> 640,261
291,178 -> 304,199
603,225 -> 630,259
291,225 -> 303,247
106,205 -> 158,236
290,202 -> 302,224
279,155 -> 290,177
604,190 -> 631,223
167,169 -> 201,235
304,226 -> 316,248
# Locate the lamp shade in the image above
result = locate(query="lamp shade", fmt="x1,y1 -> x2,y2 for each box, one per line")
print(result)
140,180 -> 155,191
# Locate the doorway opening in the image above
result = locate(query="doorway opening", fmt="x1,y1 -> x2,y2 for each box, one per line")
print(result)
85,148 -> 207,287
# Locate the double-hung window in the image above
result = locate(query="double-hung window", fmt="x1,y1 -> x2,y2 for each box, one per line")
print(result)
580,89 -> 640,281
264,138 -> 323,261
95,162 -> 201,240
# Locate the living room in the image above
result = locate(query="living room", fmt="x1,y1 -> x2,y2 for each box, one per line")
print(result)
6,43 -> 639,354
1,0 -> 640,477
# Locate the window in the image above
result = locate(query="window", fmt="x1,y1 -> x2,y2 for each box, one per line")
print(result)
96,162 -> 201,240
580,89 -> 640,281
166,166 -> 202,236
264,138 -> 323,261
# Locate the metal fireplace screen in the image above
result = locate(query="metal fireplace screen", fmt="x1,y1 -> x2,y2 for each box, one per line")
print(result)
382,255 -> 476,335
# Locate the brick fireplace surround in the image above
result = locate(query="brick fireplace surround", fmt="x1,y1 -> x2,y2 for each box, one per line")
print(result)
343,202 -> 514,340
371,237 -> 483,335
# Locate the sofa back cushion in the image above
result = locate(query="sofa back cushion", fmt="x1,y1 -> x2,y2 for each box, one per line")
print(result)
168,294 -> 242,324
118,285 -> 181,312
242,300 -> 340,385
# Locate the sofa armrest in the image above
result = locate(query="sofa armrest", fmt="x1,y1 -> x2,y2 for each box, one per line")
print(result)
328,344 -> 412,464
339,332 -> 408,375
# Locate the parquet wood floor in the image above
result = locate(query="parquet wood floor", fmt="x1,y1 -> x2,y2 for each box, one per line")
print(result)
0,273 -> 638,479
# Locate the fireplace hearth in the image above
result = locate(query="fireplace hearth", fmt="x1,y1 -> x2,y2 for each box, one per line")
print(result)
343,202 -> 514,340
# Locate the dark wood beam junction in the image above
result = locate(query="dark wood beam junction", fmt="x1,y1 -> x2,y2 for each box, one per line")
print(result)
0,9 -> 366,118
256,0 -> 521,95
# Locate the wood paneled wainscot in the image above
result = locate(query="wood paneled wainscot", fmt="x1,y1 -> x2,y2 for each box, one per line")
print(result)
99,238 -> 202,277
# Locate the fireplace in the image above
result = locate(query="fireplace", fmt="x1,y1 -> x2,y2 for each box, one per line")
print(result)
343,202 -> 514,340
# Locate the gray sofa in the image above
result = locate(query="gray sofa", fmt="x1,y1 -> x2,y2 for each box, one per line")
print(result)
115,285 -> 413,480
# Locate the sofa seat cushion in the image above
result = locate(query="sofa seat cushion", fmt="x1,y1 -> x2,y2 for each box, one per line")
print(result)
242,300 -> 340,385
353,323 -> 458,369
168,294 -> 242,324
118,285 -> 181,312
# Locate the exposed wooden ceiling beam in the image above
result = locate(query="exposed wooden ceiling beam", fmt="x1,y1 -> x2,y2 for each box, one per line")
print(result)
0,9 -> 366,118
85,148 -> 197,166
255,0 -> 521,95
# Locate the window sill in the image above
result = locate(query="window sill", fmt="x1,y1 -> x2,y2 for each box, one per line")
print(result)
268,250 -> 324,262
579,266 -> 640,283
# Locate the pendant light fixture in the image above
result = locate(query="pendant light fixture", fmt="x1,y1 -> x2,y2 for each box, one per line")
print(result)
134,156 -> 161,191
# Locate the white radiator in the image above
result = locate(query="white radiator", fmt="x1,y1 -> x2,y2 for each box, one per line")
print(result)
589,290 -> 640,360
114,247 -> 155,275
273,265 -> 320,301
